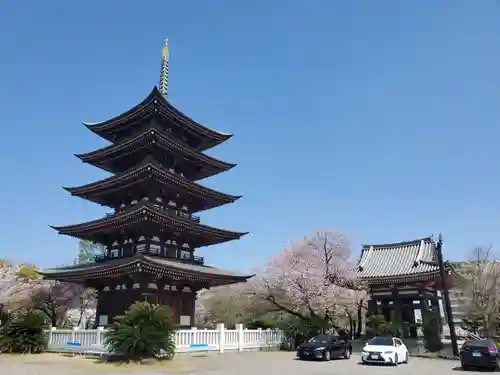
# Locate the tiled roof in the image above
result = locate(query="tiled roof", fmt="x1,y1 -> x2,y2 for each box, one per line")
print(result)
83,86 -> 232,151
143,255 -> 248,277
40,253 -> 251,280
356,237 -> 440,282
50,201 -> 248,248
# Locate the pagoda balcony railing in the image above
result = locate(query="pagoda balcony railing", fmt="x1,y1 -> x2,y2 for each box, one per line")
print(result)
94,252 -> 205,266
106,208 -> 200,223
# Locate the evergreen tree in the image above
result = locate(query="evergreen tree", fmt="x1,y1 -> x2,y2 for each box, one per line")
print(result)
74,240 -> 104,265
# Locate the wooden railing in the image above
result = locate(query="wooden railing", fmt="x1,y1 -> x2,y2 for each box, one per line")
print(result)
106,207 -> 200,223
94,252 -> 205,265
44,325 -> 284,354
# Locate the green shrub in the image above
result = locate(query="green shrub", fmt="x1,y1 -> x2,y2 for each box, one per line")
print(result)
0,310 -> 48,354
245,318 -> 281,329
365,314 -> 388,337
104,302 -> 176,362
277,315 -> 331,349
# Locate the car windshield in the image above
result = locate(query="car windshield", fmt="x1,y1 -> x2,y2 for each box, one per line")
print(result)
367,337 -> 394,346
309,335 -> 330,344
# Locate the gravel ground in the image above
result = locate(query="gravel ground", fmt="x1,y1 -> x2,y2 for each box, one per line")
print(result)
0,352 -> 463,375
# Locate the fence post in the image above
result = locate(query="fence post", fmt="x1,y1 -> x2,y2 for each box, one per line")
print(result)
217,323 -> 225,353
96,326 -> 105,346
191,326 -> 197,345
48,326 -> 56,346
71,326 -> 79,343
236,323 -> 244,352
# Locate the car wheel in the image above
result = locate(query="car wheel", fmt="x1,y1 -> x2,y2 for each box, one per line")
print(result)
403,352 -> 408,364
493,358 -> 500,371
393,353 -> 399,366
324,350 -> 331,361
343,348 -> 351,359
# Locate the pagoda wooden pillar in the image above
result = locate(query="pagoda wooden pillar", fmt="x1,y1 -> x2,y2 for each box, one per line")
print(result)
366,298 -> 377,317
381,299 -> 391,321
190,291 -> 197,328
392,290 -> 403,328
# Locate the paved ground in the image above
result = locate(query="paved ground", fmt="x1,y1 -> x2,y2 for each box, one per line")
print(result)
0,352 -> 464,375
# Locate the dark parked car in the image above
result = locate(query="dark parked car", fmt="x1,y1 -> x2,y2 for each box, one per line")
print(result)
460,339 -> 500,371
296,334 -> 352,361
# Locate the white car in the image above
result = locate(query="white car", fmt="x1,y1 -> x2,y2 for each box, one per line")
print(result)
361,336 -> 409,365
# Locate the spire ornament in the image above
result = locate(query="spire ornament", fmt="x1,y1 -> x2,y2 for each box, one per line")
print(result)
159,38 -> 169,98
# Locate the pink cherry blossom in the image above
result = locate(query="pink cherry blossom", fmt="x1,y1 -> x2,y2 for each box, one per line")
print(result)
0,261 -> 35,318
248,230 -> 366,325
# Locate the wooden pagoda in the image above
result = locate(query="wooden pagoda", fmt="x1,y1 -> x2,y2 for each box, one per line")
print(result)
357,236 -> 462,336
40,39 -> 252,327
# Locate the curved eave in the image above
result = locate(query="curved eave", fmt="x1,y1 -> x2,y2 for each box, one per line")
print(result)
74,127 -> 236,179
39,255 -> 253,284
39,267 -> 253,284
360,265 -> 461,286
83,86 -> 232,149
62,161 -> 241,212
444,262 -> 466,283
360,269 -> 441,285
50,203 -> 248,243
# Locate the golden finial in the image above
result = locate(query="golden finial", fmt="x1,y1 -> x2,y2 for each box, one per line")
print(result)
159,37 -> 169,97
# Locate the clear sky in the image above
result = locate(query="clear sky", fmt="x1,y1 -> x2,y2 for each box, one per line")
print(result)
0,1 -> 499,271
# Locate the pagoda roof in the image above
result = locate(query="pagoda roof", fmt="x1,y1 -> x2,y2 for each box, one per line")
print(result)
63,158 -> 241,213
357,237 -> 446,284
75,126 -> 235,180
50,201 -> 248,248
83,86 -> 232,151
39,253 -> 253,287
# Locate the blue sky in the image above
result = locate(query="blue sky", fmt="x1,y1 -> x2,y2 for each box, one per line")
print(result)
0,1 -> 499,271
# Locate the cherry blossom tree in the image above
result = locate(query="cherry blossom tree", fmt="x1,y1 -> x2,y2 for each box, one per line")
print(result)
195,290 -> 212,328
1,260 -> 97,328
196,282 -> 277,329
66,288 -> 97,328
29,280 -> 83,327
195,285 -> 248,328
0,260 -> 35,321
247,230 -> 366,331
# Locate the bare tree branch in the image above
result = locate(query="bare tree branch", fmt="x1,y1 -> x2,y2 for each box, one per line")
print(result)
460,246 -> 500,336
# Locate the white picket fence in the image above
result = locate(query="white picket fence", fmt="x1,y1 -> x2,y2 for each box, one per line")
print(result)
45,324 -> 284,354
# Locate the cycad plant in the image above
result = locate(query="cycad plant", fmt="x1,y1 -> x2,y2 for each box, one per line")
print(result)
104,302 -> 176,362
0,310 -> 48,353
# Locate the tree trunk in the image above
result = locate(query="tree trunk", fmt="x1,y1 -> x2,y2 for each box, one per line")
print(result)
357,304 -> 363,338
347,313 -> 354,340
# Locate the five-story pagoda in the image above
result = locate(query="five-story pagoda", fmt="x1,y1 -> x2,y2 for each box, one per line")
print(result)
40,39 -> 251,327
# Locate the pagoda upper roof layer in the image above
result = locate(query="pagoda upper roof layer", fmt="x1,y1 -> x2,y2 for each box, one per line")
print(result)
83,86 -> 232,151
63,157 -> 241,212
356,237 -> 461,285
50,201 -> 248,248
75,126 -> 235,180
39,253 -> 253,287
